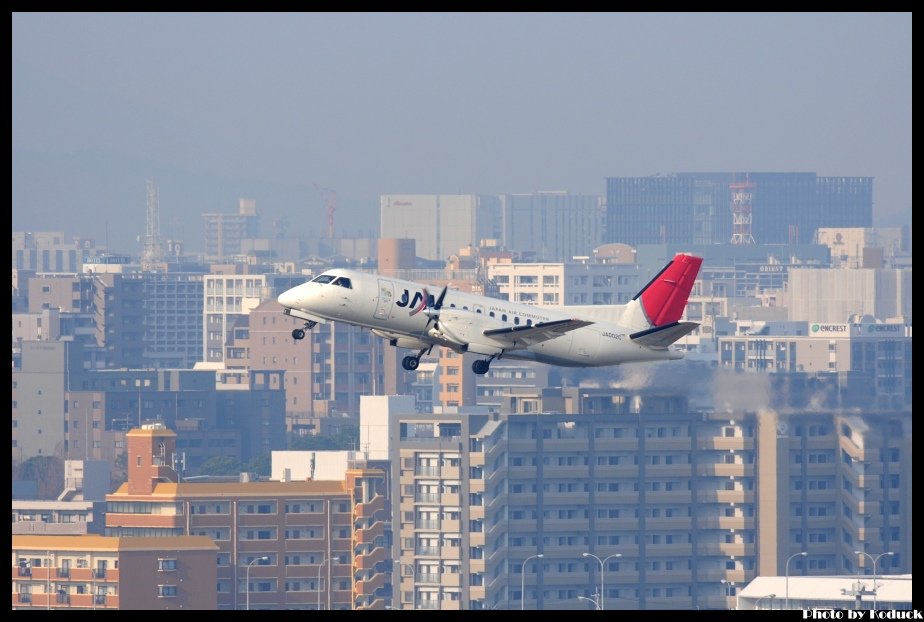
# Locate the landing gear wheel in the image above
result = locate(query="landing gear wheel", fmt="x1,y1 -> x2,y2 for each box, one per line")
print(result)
292,328 -> 306,340
402,356 -> 420,371
472,359 -> 490,375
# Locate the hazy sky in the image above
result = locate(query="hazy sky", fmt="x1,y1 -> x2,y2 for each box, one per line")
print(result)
12,12 -> 912,251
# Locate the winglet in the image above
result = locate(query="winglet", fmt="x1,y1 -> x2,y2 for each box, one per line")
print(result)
633,254 -> 703,326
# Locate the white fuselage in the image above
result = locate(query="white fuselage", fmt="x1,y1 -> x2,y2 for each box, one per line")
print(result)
277,269 -> 681,367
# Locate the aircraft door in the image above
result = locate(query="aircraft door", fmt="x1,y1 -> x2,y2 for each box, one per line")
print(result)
373,280 -> 395,320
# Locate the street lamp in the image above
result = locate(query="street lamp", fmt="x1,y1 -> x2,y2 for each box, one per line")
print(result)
755,593 -> 776,610
394,561 -> 415,610
582,552 -> 621,610
520,554 -> 543,611
785,551 -> 807,610
577,595 -> 600,610
318,555 -> 339,611
245,556 -> 269,610
854,551 -> 894,610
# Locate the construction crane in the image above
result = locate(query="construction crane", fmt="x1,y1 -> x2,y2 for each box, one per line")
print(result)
313,183 -> 337,239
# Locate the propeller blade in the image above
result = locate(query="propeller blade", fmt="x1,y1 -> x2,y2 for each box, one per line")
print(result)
433,285 -> 448,310
423,286 -> 449,330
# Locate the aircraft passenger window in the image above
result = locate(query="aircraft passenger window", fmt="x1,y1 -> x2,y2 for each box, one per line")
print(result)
476,309 -> 482,314
526,319 -> 533,327
489,311 -> 495,318
463,306 -> 468,311
333,277 -> 352,289
514,317 -> 520,325
450,304 -> 456,308
502,314 -> 507,322
311,275 -> 335,284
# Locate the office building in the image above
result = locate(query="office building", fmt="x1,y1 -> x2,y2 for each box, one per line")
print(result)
12,231 -> 95,273
380,194 -> 501,262
501,192 -> 602,262
605,173 -> 872,246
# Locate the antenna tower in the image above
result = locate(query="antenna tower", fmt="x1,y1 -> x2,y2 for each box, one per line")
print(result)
314,183 -> 337,239
729,176 -> 756,245
143,180 -> 164,267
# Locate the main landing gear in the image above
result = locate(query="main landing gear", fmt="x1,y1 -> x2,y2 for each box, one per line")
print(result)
291,321 -> 317,340
471,354 -> 499,375
402,348 -> 430,371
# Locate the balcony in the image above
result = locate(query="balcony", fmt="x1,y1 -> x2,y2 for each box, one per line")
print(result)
17,593 -> 32,604
353,572 -> 387,596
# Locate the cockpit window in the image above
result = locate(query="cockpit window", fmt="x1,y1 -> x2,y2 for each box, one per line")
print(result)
332,277 -> 352,289
311,274 -> 336,284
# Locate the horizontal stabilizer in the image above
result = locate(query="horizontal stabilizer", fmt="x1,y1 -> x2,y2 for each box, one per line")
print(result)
629,321 -> 699,348
483,318 -> 593,345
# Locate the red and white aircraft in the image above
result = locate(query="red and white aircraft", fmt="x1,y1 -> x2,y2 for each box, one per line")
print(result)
277,253 -> 703,375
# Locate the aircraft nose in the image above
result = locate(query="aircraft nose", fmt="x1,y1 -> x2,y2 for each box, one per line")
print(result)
277,288 -> 300,308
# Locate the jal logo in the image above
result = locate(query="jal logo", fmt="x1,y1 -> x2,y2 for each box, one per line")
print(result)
396,289 -> 432,316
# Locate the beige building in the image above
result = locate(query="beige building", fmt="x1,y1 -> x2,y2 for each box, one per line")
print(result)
787,267 -> 912,324
487,260 -> 640,307
380,194 -> 501,262
816,227 -> 904,269
12,534 -> 218,610
203,272 -> 267,365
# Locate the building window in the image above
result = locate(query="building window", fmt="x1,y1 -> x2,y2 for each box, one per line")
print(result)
157,585 -> 178,598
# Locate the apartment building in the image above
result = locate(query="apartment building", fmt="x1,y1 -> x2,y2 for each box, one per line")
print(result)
388,389 -> 911,610
12,534 -> 218,610
105,424 -> 389,609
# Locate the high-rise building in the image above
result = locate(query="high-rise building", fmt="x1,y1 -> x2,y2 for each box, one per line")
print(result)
249,299 -> 389,432
388,389 -> 911,610
605,173 -> 873,246
501,192 -> 602,262
203,273 -> 267,365
12,231 -> 95,273
203,199 -> 260,262
380,195 -> 501,262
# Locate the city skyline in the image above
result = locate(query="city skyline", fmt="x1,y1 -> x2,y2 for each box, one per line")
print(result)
13,13 -> 912,251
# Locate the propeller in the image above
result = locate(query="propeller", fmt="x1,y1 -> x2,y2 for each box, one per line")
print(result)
422,285 -> 449,331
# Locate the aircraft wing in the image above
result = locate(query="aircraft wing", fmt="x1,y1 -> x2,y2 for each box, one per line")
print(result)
629,321 -> 699,348
482,318 -> 593,347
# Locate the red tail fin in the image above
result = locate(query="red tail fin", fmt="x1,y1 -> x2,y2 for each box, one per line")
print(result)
634,254 -> 703,326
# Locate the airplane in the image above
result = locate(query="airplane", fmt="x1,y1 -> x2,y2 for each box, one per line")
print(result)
276,253 -> 703,375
